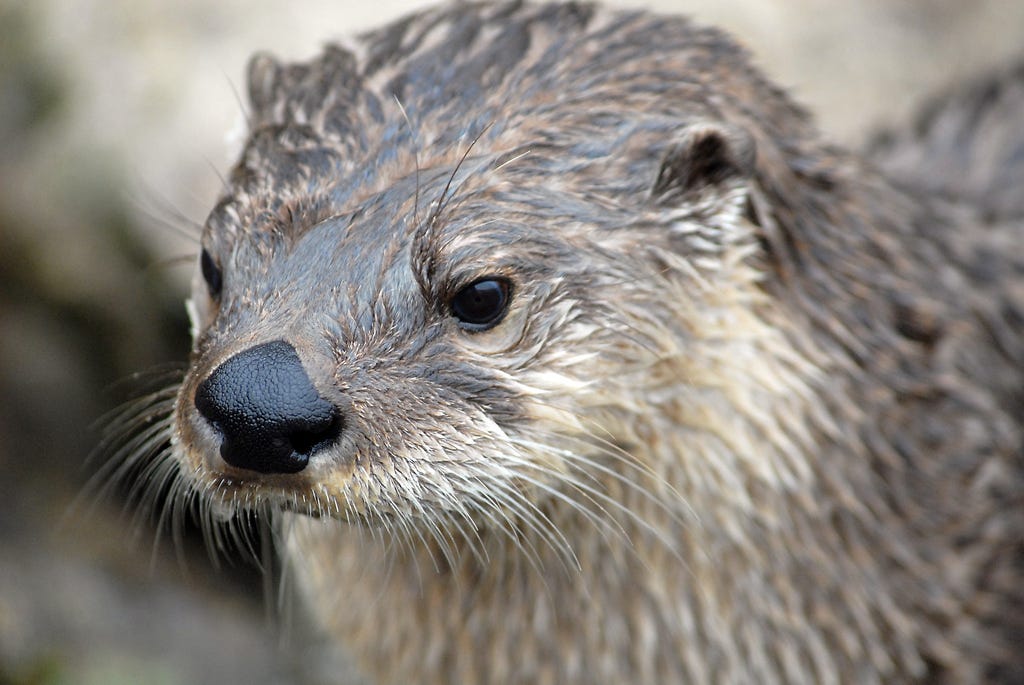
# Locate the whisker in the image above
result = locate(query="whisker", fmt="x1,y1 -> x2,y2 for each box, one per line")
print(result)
128,176 -> 204,246
472,478 -> 576,580
393,95 -> 422,230
526,425 -> 696,525
492,148 -> 532,173
501,433 -> 687,562
428,122 -> 494,228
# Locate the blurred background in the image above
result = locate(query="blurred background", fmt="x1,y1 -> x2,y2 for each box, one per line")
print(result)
2,0 -> 1023,683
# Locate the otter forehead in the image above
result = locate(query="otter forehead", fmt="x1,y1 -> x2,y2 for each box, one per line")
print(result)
205,1 -> 772,249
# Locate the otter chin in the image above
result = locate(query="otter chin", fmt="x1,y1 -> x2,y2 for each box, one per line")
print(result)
121,2 -> 1023,683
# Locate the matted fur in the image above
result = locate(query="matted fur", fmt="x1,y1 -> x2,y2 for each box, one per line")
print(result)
112,2 -> 1024,683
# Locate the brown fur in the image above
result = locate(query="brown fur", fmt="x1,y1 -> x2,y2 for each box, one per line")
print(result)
118,2 -> 1024,683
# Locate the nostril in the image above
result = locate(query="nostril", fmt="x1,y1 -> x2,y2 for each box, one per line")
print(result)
290,413 -> 343,457
194,340 -> 342,474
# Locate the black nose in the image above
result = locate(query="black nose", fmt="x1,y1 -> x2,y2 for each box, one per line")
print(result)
194,340 -> 342,474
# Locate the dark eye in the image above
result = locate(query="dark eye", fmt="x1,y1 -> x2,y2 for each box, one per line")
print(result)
200,248 -> 223,299
449,278 -> 511,331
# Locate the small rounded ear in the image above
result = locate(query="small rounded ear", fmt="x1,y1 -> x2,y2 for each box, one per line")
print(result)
651,121 -> 757,204
247,52 -> 283,126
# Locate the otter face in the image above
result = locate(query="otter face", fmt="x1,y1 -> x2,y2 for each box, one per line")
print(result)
164,5 -> 802,559
171,118 -> 772,564
175,160 -> 629,535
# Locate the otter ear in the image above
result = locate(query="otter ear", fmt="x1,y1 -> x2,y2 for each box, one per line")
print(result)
247,52 -> 284,126
651,121 -> 756,204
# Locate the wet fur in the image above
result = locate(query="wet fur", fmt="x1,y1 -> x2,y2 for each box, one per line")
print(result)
109,2 -> 1024,683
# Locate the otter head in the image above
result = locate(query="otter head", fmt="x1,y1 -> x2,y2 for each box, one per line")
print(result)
171,22 -> 812,561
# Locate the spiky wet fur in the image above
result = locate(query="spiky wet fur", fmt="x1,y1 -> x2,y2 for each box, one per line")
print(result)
107,2 -> 1024,683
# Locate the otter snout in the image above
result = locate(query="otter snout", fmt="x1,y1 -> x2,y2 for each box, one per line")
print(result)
194,340 -> 342,474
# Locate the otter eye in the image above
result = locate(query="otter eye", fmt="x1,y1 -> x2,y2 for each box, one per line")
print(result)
200,248 -> 223,299
449,278 -> 511,331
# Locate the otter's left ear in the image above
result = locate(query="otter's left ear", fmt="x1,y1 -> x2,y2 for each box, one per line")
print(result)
651,121 -> 757,210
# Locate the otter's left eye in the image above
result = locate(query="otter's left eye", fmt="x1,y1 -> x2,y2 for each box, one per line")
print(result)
200,247 -> 223,299
450,278 -> 511,331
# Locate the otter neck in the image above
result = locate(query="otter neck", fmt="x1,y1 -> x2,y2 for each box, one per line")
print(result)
284,425 -> 929,685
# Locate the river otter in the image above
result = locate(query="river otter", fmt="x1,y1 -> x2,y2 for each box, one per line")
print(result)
112,2 -> 1024,683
